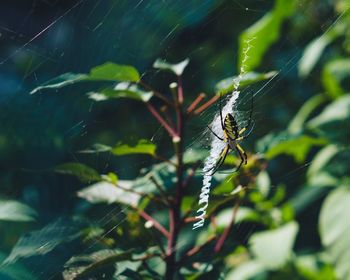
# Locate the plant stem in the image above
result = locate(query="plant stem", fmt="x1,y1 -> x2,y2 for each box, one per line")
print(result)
165,79 -> 185,280
138,209 -> 170,239
214,199 -> 241,253
145,102 -> 178,138
194,94 -> 219,115
140,80 -> 174,107
186,92 -> 206,114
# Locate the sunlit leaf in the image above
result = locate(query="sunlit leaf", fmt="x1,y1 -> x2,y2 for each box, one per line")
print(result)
308,95 -> 350,143
249,221 -> 299,269
153,58 -> 189,76
88,62 -> 140,82
288,94 -> 327,134
87,82 -> 153,102
63,249 -> 133,280
319,186 -> 350,280
294,254 -> 337,280
53,162 -> 101,183
322,59 -> 350,98
30,73 -> 88,94
265,135 -> 327,163
299,30 -> 339,77
4,219 -> 85,264
215,207 -> 260,229
101,172 -> 118,185
226,261 -> 266,280
77,181 -> 140,206
0,199 -> 37,222
238,0 -> 295,72
307,145 -> 339,179
215,71 -> 277,95
256,171 -> 271,198
112,139 -> 156,156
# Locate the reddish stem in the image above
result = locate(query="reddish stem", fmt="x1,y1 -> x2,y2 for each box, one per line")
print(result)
165,77 -> 185,280
177,76 -> 184,105
140,80 -> 174,107
186,93 -> 206,114
185,235 -> 216,258
194,95 -> 219,115
214,199 -> 241,253
145,102 -> 178,138
139,210 -> 170,239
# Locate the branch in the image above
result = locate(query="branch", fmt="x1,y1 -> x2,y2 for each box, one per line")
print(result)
186,93 -> 206,114
177,76 -> 184,105
214,199 -> 241,253
140,80 -> 174,107
138,209 -> 170,239
153,153 -> 177,167
185,235 -> 216,258
193,95 -> 219,115
145,102 -> 178,138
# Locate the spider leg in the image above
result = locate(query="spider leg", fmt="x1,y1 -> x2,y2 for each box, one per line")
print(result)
237,122 -> 255,141
207,125 -> 224,141
206,145 -> 230,176
233,143 -> 247,172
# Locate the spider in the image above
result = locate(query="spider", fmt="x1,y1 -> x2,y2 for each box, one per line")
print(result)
206,94 -> 254,175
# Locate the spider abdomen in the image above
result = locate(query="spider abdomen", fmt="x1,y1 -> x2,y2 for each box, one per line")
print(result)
224,113 -> 239,139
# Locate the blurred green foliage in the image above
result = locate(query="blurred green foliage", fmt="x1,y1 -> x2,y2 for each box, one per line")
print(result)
1,0 -> 350,279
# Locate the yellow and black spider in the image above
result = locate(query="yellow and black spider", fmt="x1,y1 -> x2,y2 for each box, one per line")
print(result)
206,94 -> 253,175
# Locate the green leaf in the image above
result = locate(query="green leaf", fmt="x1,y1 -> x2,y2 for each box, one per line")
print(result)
294,254 -> 337,280
256,171 -> 271,198
77,143 -> 112,154
249,221 -> 299,269
238,0 -> 295,72
88,62 -> 140,82
322,59 -> 350,99
216,207 -> 260,229
30,73 -> 88,94
215,71 -> 277,95
288,94 -> 327,134
78,139 -> 156,156
226,261 -> 266,280
30,62 -> 140,95
0,199 -> 37,222
265,135 -> 327,163
153,58 -> 189,76
87,82 -> 153,102
298,31 -> 339,77
308,95 -> 350,143
63,249 -> 133,280
53,163 -> 101,183
77,181 -> 140,206
112,139 -> 156,156
4,219 -> 85,264
319,186 -> 350,280
307,145 -> 339,180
